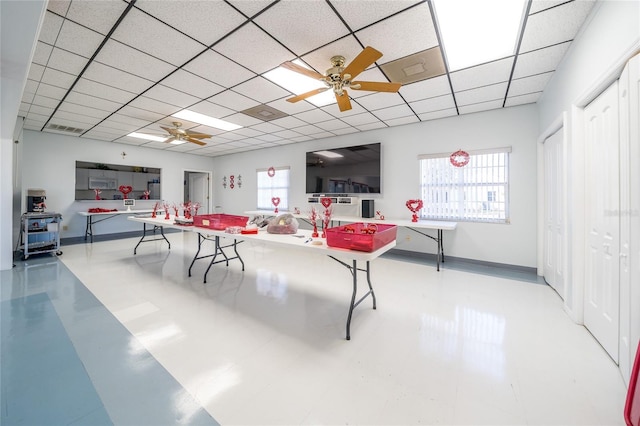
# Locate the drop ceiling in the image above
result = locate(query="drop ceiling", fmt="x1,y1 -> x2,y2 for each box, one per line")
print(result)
19,0 -> 596,157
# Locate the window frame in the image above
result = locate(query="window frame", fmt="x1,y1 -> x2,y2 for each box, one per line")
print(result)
256,166 -> 290,211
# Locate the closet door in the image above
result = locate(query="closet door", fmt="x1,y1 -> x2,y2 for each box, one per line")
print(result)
583,81 -> 620,362
543,129 -> 564,296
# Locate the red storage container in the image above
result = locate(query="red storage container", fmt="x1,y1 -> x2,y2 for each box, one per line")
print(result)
193,214 -> 249,230
326,223 -> 397,252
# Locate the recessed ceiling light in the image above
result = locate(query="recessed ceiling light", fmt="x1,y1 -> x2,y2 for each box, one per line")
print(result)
264,61 -> 326,96
433,0 -> 527,71
127,132 -> 167,142
314,150 -> 344,159
172,110 -> 242,131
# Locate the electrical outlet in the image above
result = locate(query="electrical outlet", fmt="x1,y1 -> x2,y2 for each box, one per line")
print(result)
63,225 -> 68,231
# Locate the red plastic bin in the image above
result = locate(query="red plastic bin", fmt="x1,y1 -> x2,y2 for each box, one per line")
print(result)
326,223 -> 397,252
193,214 -> 248,230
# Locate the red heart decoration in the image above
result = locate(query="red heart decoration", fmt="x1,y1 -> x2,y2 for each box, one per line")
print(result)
405,199 -> 423,212
321,197 -> 332,208
271,197 -> 280,206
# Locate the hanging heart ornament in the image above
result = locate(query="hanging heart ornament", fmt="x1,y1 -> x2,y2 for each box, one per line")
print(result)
321,197 -> 332,208
271,197 -> 280,206
450,149 -> 470,167
118,185 -> 133,199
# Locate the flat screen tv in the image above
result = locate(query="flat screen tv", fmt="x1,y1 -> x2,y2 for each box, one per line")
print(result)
306,143 -> 381,194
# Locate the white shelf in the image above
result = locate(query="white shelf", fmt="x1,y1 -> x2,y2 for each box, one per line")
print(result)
307,196 -> 358,205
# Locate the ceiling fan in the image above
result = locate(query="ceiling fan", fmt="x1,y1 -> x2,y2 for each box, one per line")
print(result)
160,122 -> 211,146
282,46 -> 401,112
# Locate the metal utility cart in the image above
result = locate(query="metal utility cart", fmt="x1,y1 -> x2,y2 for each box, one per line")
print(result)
20,212 -> 63,260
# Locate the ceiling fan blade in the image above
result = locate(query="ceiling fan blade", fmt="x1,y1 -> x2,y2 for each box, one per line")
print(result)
286,87 -> 329,103
335,91 -> 352,112
161,126 -> 179,136
351,81 -> 401,92
164,136 -> 177,143
341,46 -> 383,80
281,61 -> 325,80
185,137 -> 207,146
184,130 -> 212,139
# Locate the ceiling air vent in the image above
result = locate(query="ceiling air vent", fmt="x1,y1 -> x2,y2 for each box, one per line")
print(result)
48,124 -> 85,134
241,105 -> 288,122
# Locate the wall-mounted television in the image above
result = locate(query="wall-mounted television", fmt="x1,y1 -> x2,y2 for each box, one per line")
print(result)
306,142 -> 381,194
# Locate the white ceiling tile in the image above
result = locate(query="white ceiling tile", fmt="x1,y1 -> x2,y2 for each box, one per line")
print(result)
213,23 -> 293,74
269,116 -> 308,129
226,0 -> 272,18
83,62 -> 154,94
38,12 -> 63,44
109,113 -> 154,129
267,98 -> 314,115
384,115 -> 420,127
409,94 -> 456,114
51,111 -> 101,126
308,130 -> 335,139
233,128 -> 264,138
458,100 -> 504,115
160,70 -> 224,99
32,95 -> 59,109
450,58 -> 514,92
293,108 -> 335,124
128,96 -> 183,116
332,127 -> 359,136
272,129 -> 303,139
34,83 -> 67,100
250,122 -> 285,133
301,36 -> 365,75
508,72 -> 553,97
46,48 -> 89,75
95,40 -> 176,81
355,3 -> 438,64
321,100 -> 367,117
28,63 -> 45,81
112,8 -> 206,67
32,42 -> 53,65
55,19 -> 104,57
24,80 -> 39,94
456,82 -> 508,106
29,105 -> 55,116
24,119 -> 46,130
208,90 -> 260,111
74,78 -> 136,104
255,134 -> 282,143
529,1 -> 568,15
418,108 -> 458,121
81,130 -> 118,141
65,0 -> 128,35
58,102 -> 112,120
399,75 -> 451,102
505,92 -> 541,107
115,106 -> 165,123
136,0 -> 247,46
521,1 -> 596,52
356,121 -> 386,132
332,0 -> 422,31
144,85 -> 199,108
355,92 -> 405,110
314,119 -> 350,131
340,112 -> 379,126
255,1 -> 349,56
183,50 -> 256,88
513,42 -> 570,78
40,68 -> 76,89
22,93 -> 35,103
292,124 -> 324,136
65,91 -> 122,112
232,77 -> 291,104
372,104 -> 415,120
220,112 -> 262,128
47,1 -> 71,16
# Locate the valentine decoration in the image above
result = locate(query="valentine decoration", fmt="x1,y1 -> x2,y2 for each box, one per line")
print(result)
271,196 -> 280,213
267,214 -> 299,234
450,149 -> 470,167
237,175 -> 242,188
322,205 -> 333,238
267,167 -> 276,177
143,190 -> 150,200
152,202 -> 159,218
230,175 -> 235,189
294,207 -> 300,215
308,207 -> 319,238
94,188 -> 102,200
376,210 -> 385,220
163,202 -> 170,220
192,201 -> 201,216
406,199 -> 423,222
118,185 -> 132,199
222,176 -> 227,188
88,208 -> 117,213
172,203 -> 179,217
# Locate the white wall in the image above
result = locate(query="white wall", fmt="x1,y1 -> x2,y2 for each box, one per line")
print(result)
212,104 -> 539,268
21,130 -> 215,239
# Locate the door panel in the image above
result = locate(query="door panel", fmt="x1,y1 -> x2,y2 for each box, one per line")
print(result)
584,81 -> 620,362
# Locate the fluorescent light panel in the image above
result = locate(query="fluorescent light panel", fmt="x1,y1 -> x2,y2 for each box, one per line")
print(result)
314,150 -> 343,159
433,0 -> 527,71
172,110 -> 242,131
265,61 -> 335,107
128,132 -> 167,142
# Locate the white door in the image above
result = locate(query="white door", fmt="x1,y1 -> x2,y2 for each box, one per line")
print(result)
583,81 -> 620,362
543,129 -> 564,297
189,172 -> 210,214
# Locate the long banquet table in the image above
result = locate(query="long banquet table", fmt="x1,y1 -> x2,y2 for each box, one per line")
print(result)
128,215 -> 396,340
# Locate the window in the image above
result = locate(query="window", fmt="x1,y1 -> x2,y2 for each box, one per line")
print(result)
257,166 -> 290,210
419,148 -> 510,223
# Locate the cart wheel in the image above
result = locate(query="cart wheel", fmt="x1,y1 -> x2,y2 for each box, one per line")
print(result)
56,251 -> 63,256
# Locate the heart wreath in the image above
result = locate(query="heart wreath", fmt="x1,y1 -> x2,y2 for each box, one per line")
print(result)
271,196 -> 280,213
118,185 -> 133,199
450,149 -> 470,167
406,199 -> 423,222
